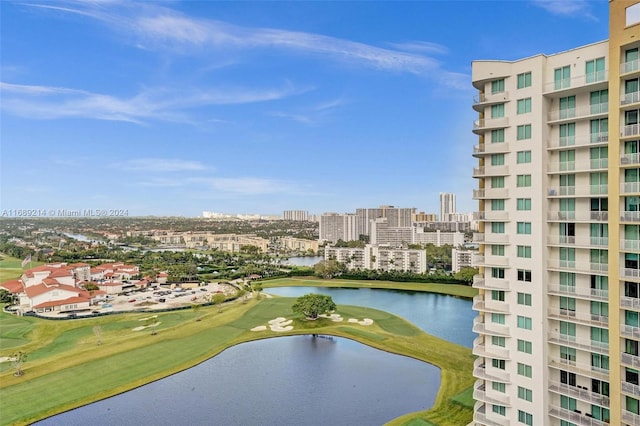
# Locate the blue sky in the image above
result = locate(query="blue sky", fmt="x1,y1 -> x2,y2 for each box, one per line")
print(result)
1,0 -> 609,217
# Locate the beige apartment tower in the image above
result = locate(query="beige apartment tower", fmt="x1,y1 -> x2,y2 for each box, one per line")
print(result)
470,1 -> 640,425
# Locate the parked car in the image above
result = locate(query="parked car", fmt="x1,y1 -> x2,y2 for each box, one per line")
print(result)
128,299 -> 136,303
158,298 -> 166,303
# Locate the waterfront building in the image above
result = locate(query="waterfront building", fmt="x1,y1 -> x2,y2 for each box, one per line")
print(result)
319,213 -> 360,243
324,244 -> 426,274
470,2 -> 640,424
452,248 -> 477,273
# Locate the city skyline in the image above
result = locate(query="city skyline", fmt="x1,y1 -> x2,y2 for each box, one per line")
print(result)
1,1 -> 609,216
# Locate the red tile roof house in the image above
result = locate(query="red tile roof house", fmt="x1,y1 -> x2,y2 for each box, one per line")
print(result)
1,263 -> 104,315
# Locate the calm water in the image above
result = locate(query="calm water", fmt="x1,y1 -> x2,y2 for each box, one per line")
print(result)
36,335 -> 440,426
281,256 -> 325,266
266,286 -> 475,347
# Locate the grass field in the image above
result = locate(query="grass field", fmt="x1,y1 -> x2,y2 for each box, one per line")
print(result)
261,276 -> 478,299
0,291 -> 475,426
0,254 -> 43,282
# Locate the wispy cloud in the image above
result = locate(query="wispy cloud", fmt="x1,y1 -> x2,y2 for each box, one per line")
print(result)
269,97 -> 347,125
25,1 -> 465,88
531,0 -> 598,21
114,158 -> 207,172
0,82 -> 308,123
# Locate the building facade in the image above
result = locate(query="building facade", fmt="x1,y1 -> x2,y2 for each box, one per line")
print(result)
324,244 -> 427,274
283,210 -> 309,221
319,213 -> 360,243
440,192 -> 456,222
470,2 -> 640,425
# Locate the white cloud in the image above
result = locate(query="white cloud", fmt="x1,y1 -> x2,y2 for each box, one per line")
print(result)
531,0 -> 597,20
114,158 -> 207,172
24,1 -> 466,88
0,82 -> 308,123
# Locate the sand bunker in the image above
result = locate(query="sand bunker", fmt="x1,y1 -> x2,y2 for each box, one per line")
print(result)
252,317 -> 294,332
250,325 -> 267,331
319,313 -> 343,322
347,317 -> 374,325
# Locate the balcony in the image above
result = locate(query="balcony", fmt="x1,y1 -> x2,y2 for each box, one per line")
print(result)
472,165 -> 509,177
473,117 -> 509,134
473,188 -> 509,199
547,103 -> 608,122
475,255 -> 510,267
473,233 -> 484,243
547,284 -> 608,301
475,210 -> 509,221
623,123 -> 640,138
473,362 -> 510,383
623,90 -> 640,106
473,91 -> 510,110
473,383 -> 511,406
547,307 -> 608,327
548,185 -> 607,197
622,410 -> 640,426
548,133 -> 608,150
547,259 -> 609,274
622,58 -> 640,75
622,352 -> 640,370
473,142 -> 510,156
621,296 -> 640,310
473,275 -> 511,291
472,340 -> 510,360
622,211 -> 640,223
547,159 -> 608,174
623,239 -> 640,251
622,381 -> 640,399
547,235 -> 608,248
473,295 -> 510,313
547,331 -> 609,354
484,233 -> 509,244
622,153 -> 640,166
549,405 -> 608,426
621,324 -> 640,339
472,317 -> 510,337
473,403 -> 509,426
547,211 -> 608,222
622,181 -> 640,194
548,379 -> 610,407
623,268 -> 640,281
543,70 -> 608,94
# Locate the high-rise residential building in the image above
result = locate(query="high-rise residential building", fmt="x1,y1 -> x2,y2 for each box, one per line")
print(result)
319,213 -> 359,243
356,205 -> 416,237
283,210 -> 309,221
439,192 -> 456,222
470,2 -> 640,425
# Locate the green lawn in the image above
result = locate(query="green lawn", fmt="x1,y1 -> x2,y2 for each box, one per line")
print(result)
261,276 -> 477,299
0,254 -> 44,282
0,282 -> 475,426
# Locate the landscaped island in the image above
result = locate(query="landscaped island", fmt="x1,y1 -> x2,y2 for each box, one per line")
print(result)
0,278 -> 476,426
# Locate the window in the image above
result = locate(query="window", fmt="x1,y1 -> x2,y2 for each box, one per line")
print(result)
517,292 -> 532,306
517,124 -> 532,140
517,316 -> 532,330
492,268 -> 505,279
590,89 -> 608,114
492,290 -> 505,301
590,301 -> 609,319
517,222 -> 532,234
592,379 -> 610,397
491,245 -> 505,256
517,269 -> 532,282
590,249 -> 608,266
627,281 -> 640,299
590,118 -> 608,143
517,151 -> 532,163
491,129 -> 505,143
492,358 -> 506,370
491,79 -> 505,94
591,275 -> 609,296
560,346 -> 576,363
517,245 -> 532,258
517,362 -> 532,378
559,247 -> 575,267
492,222 -> 505,233
561,370 -> 576,386
554,65 -> 570,90
590,172 -> 608,195
492,405 -> 506,416
559,149 -> 575,171
491,103 -> 505,118
517,198 -> 532,211
561,272 -> 576,292
491,199 -> 505,210
517,72 -> 532,89
560,296 -> 575,313
518,339 -> 532,354
627,396 -> 640,416
517,98 -> 532,114
491,176 -> 505,188
559,96 -> 575,119
492,335 -> 506,347
560,395 -> 577,411
624,47 -> 639,73
590,146 -> 608,169
492,381 -> 506,393
591,406 -> 610,423
517,174 -> 532,187
491,154 -> 505,166
518,386 -> 533,402
592,353 -> 610,372
492,313 -> 505,324
626,339 -> 639,356
518,410 -> 533,426
560,321 -> 576,338
559,123 -> 575,146
585,57 -> 605,83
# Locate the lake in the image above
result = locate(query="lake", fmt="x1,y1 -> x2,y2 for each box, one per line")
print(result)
35,335 -> 440,426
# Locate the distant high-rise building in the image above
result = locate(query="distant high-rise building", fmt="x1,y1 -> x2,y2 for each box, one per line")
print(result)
470,2 -> 640,424
356,205 -> 416,237
319,213 -> 359,243
439,193 -> 456,222
283,210 -> 308,221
